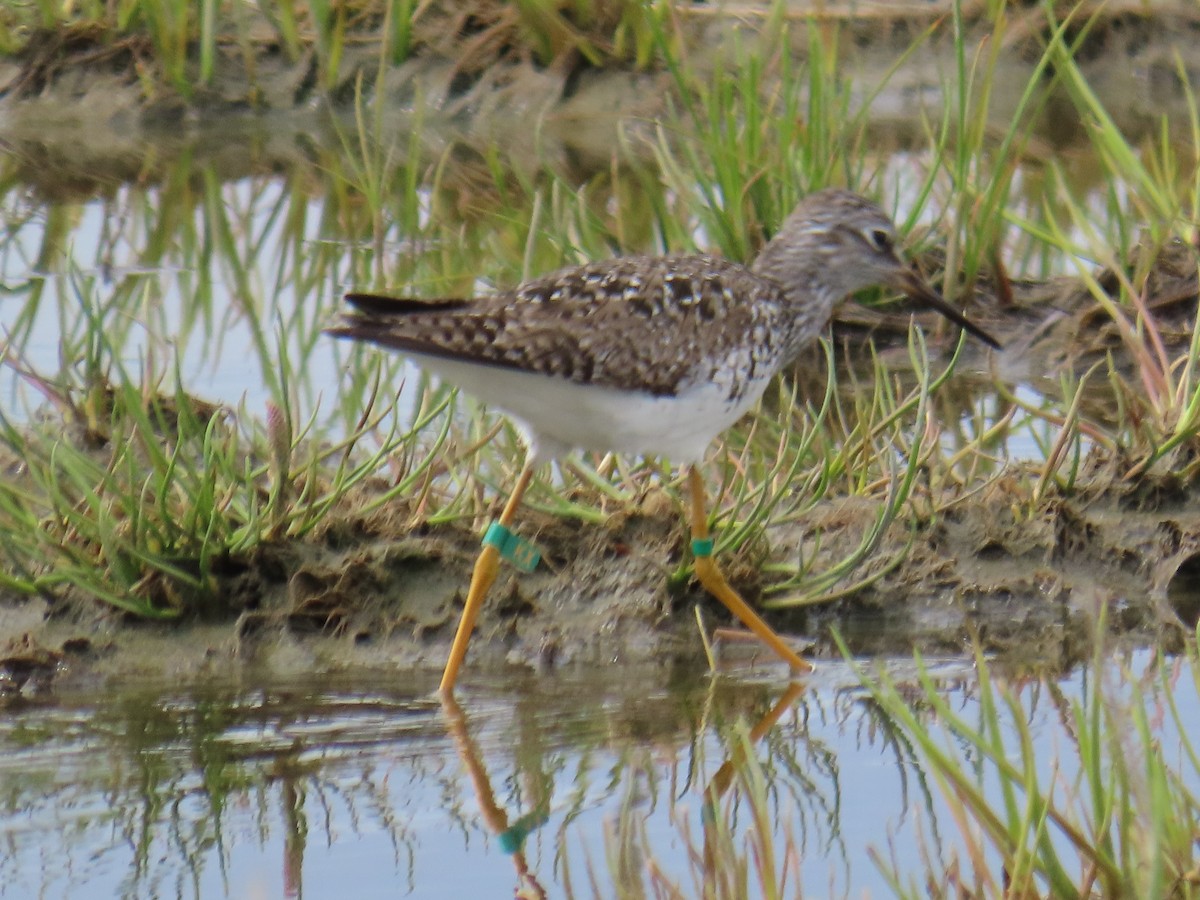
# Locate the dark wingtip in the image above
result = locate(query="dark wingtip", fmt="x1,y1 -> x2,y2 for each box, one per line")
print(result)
325,293 -> 477,352
344,293 -> 472,315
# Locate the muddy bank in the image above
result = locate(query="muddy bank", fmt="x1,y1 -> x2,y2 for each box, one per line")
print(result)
3,438 -> 1197,695
4,3 -> 1200,199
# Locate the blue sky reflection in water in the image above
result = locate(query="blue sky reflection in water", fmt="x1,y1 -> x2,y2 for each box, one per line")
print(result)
0,178 -> 369,431
0,652 -> 1195,898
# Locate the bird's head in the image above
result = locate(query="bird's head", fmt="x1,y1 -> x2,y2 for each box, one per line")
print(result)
752,188 -> 1000,350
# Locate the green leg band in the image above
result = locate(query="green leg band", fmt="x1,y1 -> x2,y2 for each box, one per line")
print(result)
482,521 -> 541,572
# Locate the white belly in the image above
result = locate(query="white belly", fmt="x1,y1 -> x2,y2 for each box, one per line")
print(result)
404,353 -> 772,464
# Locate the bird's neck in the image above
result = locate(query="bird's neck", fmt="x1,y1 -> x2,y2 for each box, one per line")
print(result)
781,283 -> 840,360
752,247 -> 842,359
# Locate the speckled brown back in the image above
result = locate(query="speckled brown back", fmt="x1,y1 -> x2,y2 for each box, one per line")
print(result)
329,254 -> 791,397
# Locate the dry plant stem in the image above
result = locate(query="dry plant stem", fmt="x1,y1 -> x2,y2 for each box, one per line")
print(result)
439,462 -> 536,694
687,466 -> 814,674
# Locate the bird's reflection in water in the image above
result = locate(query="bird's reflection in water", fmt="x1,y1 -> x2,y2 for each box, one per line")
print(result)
442,694 -> 550,899
441,680 -> 806,896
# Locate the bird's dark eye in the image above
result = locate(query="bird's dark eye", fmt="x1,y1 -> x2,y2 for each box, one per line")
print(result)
865,228 -> 894,253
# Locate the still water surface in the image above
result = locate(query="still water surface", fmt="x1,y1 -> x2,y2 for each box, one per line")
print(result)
2,653 -> 1193,898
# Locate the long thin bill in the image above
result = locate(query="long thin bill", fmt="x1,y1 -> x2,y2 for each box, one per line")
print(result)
892,269 -> 1002,350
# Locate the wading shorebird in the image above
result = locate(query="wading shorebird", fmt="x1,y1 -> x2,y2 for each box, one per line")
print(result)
328,188 -> 1000,693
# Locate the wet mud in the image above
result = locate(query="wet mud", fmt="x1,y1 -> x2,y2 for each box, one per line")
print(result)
5,434 -> 1199,692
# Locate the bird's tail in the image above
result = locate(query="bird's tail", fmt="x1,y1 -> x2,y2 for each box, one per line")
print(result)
342,292 -> 471,316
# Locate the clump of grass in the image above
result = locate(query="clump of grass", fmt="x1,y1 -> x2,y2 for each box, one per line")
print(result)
0,270 -> 441,615
760,331 -> 977,607
645,10 -> 878,258
0,0 -> 674,101
578,633 -> 1200,897
1011,2 -> 1200,481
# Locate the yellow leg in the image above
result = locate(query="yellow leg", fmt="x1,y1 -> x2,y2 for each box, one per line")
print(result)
705,681 -> 805,801
439,462 -> 537,695
687,466 -> 814,673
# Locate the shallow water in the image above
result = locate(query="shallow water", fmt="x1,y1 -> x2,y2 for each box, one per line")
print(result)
1,653 -> 1194,899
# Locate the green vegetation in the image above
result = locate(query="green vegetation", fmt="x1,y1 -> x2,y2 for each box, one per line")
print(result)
0,0 -> 669,98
